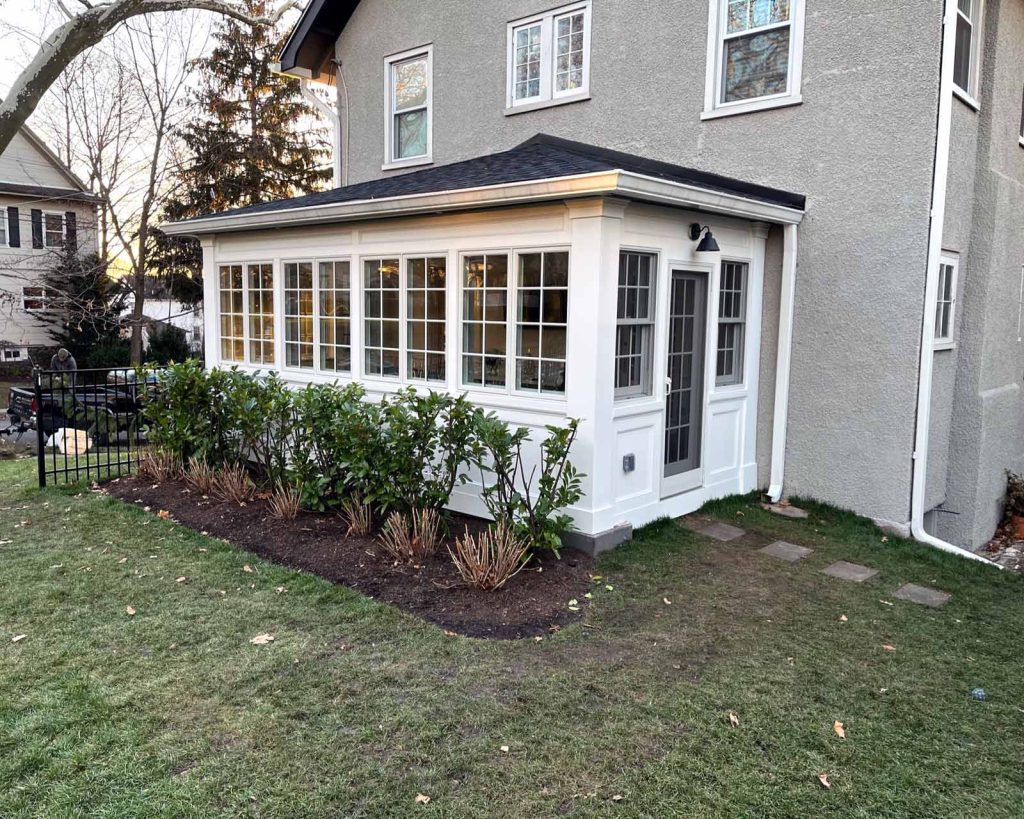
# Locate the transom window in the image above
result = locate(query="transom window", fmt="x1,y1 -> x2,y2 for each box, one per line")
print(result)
954,0 -> 984,101
363,258 -> 401,377
704,0 -> 805,118
935,255 -> 959,348
247,263 -> 274,365
406,257 -> 447,382
516,252 -> 568,394
319,260 -> 352,373
218,265 -> 244,362
507,2 -> 591,110
385,47 -> 432,166
615,252 -> 657,399
284,262 -> 314,368
44,213 -> 64,248
716,261 -> 748,386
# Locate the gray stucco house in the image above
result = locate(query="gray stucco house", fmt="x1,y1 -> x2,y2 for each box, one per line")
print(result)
165,0 -> 1024,559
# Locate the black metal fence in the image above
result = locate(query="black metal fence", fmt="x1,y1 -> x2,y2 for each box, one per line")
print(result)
29,367 -> 149,487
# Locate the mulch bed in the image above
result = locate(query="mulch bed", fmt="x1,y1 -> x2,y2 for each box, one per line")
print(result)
105,476 -> 594,639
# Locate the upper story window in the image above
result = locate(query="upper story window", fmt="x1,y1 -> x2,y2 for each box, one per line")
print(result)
703,0 -> 806,120
953,0 -> 984,104
44,213 -> 65,248
385,46 -> 432,169
0,214 -> 6,247
935,254 -> 959,350
506,1 -> 592,112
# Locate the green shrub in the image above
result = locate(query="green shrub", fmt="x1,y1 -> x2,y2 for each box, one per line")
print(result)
476,416 -> 584,554
225,371 -> 296,487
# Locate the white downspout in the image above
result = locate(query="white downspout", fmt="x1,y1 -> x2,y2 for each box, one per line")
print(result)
910,0 -> 998,567
299,79 -> 342,188
768,222 -> 798,502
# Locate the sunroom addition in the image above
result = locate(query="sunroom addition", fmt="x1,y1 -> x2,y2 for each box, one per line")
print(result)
165,135 -> 805,552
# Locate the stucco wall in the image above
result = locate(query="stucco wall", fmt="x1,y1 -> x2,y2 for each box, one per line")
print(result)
934,0 -> 1024,547
331,0 -> 944,528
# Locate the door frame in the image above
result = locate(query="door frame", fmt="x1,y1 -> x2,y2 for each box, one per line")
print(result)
659,260 -> 716,500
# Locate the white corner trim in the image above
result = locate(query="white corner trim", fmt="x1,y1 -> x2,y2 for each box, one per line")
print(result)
768,222 -> 798,503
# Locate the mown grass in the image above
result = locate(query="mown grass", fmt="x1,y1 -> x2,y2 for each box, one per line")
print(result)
1,461 -> 1022,817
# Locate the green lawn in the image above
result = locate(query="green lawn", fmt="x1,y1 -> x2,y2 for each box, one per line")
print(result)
1,459 -> 1022,817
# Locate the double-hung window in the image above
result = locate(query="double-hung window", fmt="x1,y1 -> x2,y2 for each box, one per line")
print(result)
703,0 -> 805,119
615,252 -> 657,399
44,213 -> 64,248
0,214 -> 6,246
22,287 -> 49,312
953,0 -> 984,104
507,1 -> 592,111
716,261 -> 748,385
935,255 -> 958,349
385,46 -> 432,168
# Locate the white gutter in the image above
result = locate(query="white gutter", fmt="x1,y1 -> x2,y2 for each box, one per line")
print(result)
162,170 -> 804,237
768,223 -> 798,502
910,0 -> 998,567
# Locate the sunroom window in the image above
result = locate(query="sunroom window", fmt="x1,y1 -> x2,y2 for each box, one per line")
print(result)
218,264 -> 244,362
407,256 -> 446,382
247,263 -> 275,365
319,260 -> 351,373
462,254 -> 508,389
516,252 -> 568,394
507,2 -> 591,110
704,0 -> 805,118
615,252 -> 656,399
363,258 -> 401,378
716,261 -> 748,386
284,262 -> 314,369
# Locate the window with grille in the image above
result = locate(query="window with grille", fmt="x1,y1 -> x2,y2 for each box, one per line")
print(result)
247,263 -> 274,365
507,2 -> 591,109
218,265 -> 244,362
386,47 -> 432,166
363,258 -> 401,377
516,251 -> 568,394
716,261 -> 748,386
462,254 -> 509,389
615,252 -> 656,399
284,262 -> 314,368
407,256 -> 446,382
318,260 -> 351,373
935,256 -> 958,348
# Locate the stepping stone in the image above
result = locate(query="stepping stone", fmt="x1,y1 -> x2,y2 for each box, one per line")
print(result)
761,503 -> 810,520
700,522 -> 746,542
822,561 -> 878,583
893,583 -> 951,608
759,541 -> 813,563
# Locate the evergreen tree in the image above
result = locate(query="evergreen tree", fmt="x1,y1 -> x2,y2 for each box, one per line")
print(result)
157,0 -> 332,285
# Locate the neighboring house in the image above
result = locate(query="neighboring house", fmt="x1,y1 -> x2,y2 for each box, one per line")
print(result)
164,0 -> 1024,556
120,298 -> 204,354
0,123 -> 101,361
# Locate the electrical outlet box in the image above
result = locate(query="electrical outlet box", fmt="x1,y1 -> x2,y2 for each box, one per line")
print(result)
622,454 -> 636,473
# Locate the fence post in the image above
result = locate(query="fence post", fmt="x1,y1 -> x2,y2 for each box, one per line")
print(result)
34,368 -> 46,488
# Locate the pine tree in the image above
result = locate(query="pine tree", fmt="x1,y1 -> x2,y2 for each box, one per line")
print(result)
157,0 -> 332,283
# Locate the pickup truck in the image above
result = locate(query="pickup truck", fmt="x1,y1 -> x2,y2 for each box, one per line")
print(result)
5,371 -> 151,445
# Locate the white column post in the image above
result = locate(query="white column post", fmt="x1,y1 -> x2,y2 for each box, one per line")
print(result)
200,235 -> 218,369
564,197 -> 627,538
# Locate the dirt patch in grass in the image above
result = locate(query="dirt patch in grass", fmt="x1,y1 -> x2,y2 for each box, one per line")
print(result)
106,475 -> 593,639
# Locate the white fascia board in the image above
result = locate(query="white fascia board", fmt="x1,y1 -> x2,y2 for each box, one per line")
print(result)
161,169 -> 805,237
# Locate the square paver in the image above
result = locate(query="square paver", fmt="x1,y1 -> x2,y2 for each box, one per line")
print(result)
893,583 -> 951,608
761,503 -> 810,520
700,522 -> 746,542
821,561 -> 879,583
759,541 -> 813,563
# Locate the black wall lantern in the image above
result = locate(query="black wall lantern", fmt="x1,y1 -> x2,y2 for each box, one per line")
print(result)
689,223 -> 720,253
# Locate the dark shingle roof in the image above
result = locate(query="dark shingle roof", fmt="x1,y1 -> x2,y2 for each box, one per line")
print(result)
180,134 -> 805,224
0,180 -> 102,204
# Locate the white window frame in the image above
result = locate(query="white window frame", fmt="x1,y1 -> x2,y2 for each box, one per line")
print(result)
43,211 -> 65,249
715,259 -> 749,386
279,257 -> 354,376
952,0 -> 985,109
217,261 -> 276,366
0,214 -> 7,248
21,286 -> 50,312
614,250 -> 658,400
505,1 -> 592,114
458,247 -> 571,400
383,45 -> 433,170
246,262 -> 276,366
702,0 -> 806,121
317,259 -> 354,376
934,253 -> 959,351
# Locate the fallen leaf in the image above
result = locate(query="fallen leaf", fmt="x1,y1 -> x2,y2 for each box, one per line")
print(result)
125,606 -> 136,616
880,600 -> 894,607
500,745 -> 509,754
663,597 -> 672,606
568,598 -> 579,607
833,720 -> 846,739
118,557 -> 128,564
534,636 -> 544,642
275,587 -> 287,595
415,794 -> 431,805
818,773 -> 832,789
728,712 -> 740,728
590,575 -> 603,582
883,644 -> 896,652
584,592 -> 593,599
443,630 -> 458,637
612,794 -> 624,802
243,565 -> 254,574
839,615 -> 848,623
249,633 -> 274,646
11,634 -> 27,643
605,585 -> 614,591
157,510 -> 170,520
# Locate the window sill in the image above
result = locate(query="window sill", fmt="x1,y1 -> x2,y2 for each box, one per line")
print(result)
1018,136 -> 1024,149
933,341 -> 956,352
952,86 -> 981,112
504,93 -> 591,117
701,94 -> 802,121
382,156 -> 433,172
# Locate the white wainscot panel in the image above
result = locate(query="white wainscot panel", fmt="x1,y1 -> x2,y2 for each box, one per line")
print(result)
704,397 -> 745,494
614,420 -> 658,508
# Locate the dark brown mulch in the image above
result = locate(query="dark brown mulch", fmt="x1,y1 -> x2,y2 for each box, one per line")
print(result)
105,476 -> 594,639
